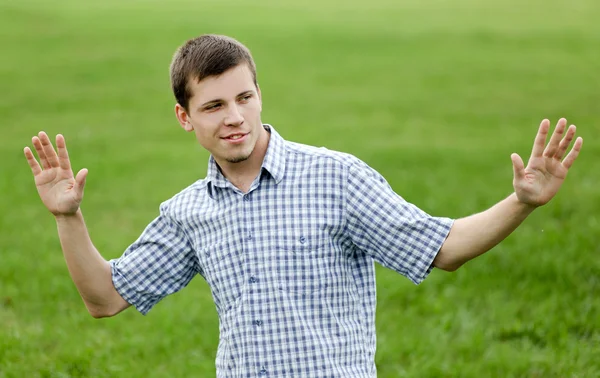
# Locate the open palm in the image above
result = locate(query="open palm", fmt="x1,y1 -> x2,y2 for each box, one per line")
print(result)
511,118 -> 583,207
24,132 -> 88,216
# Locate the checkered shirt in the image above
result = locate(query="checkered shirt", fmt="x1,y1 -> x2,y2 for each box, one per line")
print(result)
109,124 -> 454,377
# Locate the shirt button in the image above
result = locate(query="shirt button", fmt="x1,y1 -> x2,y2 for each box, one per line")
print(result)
299,236 -> 306,244
247,233 -> 253,240
249,276 -> 257,283
259,368 -> 267,375
254,320 -> 263,326
243,195 -> 250,202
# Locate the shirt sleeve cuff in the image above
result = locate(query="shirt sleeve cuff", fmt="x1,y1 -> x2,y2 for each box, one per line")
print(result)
409,216 -> 455,285
109,259 -> 159,316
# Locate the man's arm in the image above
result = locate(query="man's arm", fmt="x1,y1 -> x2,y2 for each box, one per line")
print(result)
25,132 -> 129,318
433,118 -> 583,271
433,193 -> 533,271
55,210 -> 130,318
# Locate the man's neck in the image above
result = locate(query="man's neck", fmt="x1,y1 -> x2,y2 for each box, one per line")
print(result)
217,127 -> 270,193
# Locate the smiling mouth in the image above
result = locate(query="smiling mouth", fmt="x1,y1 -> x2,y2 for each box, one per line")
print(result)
223,133 -> 248,141
225,134 -> 245,140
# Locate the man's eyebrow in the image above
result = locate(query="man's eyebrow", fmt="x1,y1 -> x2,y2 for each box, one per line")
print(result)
199,99 -> 223,108
198,90 -> 254,109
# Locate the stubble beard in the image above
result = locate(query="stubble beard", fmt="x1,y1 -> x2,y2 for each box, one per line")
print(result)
226,154 -> 251,164
224,136 -> 255,164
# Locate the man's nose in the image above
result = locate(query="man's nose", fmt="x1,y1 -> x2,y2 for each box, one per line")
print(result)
224,105 -> 244,126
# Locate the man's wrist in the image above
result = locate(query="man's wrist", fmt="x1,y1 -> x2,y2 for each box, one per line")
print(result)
54,209 -> 83,222
509,192 -> 537,215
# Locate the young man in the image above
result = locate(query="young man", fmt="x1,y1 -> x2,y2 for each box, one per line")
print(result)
24,34 -> 583,377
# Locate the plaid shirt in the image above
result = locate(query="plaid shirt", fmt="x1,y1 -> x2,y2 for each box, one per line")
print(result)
110,125 -> 453,377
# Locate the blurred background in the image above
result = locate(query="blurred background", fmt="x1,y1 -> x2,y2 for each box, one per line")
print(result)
1,0 -> 599,376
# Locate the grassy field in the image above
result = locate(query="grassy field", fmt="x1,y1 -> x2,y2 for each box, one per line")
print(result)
1,0 -> 599,376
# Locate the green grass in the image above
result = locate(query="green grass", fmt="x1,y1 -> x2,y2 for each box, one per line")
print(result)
1,0 -> 599,376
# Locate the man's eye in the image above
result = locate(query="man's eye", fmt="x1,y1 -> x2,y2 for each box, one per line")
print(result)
240,95 -> 252,102
206,104 -> 221,110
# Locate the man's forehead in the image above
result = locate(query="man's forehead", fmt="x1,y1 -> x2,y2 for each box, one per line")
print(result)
189,65 -> 255,101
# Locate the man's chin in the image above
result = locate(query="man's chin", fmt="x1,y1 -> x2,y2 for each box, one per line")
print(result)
225,155 -> 251,164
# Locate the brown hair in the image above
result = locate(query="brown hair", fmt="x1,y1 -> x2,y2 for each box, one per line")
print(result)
169,34 -> 257,111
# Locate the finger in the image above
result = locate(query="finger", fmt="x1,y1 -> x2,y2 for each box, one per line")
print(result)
530,119 -> 550,158
56,134 -> 72,171
39,131 -> 60,168
24,147 -> 42,176
511,153 -> 525,181
32,136 -> 51,170
562,137 -> 583,169
542,118 -> 567,158
554,125 -> 576,161
75,168 -> 88,191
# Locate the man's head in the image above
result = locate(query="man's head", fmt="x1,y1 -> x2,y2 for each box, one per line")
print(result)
170,34 -> 257,112
170,35 -> 267,168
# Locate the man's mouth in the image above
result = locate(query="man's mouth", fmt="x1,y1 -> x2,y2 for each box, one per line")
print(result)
225,134 -> 245,140
222,133 -> 249,142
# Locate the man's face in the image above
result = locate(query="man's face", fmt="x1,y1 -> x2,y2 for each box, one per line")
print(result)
176,64 -> 264,166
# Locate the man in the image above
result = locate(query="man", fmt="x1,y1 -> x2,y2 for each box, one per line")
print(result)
24,34 -> 583,377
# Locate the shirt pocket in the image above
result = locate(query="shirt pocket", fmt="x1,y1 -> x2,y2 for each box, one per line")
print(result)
198,239 -> 244,312
276,229 -> 332,295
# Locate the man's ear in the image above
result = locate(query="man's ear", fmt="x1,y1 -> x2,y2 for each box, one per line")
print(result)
175,103 -> 194,132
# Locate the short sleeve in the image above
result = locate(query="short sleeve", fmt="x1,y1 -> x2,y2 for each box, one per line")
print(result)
109,203 -> 199,315
345,161 -> 454,284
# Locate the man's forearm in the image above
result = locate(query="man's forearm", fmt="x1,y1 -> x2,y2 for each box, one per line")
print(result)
55,210 -> 128,317
434,193 -> 536,271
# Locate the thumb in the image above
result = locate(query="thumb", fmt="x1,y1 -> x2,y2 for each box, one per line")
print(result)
511,153 -> 525,181
75,168 -> 88,192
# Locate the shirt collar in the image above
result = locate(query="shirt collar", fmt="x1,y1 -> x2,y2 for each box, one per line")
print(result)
260,124 -> 286,184
206,124 -> 286,189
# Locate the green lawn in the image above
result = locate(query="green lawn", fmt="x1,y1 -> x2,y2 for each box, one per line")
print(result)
1,0 -> 599,377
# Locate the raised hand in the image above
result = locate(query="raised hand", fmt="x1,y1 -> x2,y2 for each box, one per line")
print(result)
511,118 -> 583,208
24,132 -> 88,216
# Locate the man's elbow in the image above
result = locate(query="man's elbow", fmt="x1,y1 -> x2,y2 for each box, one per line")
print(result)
88,307 -> 113,319
433,253 -> 464,272
83,289 -> 130,318
86,303 -> 122,319
436,261 -> 462,272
